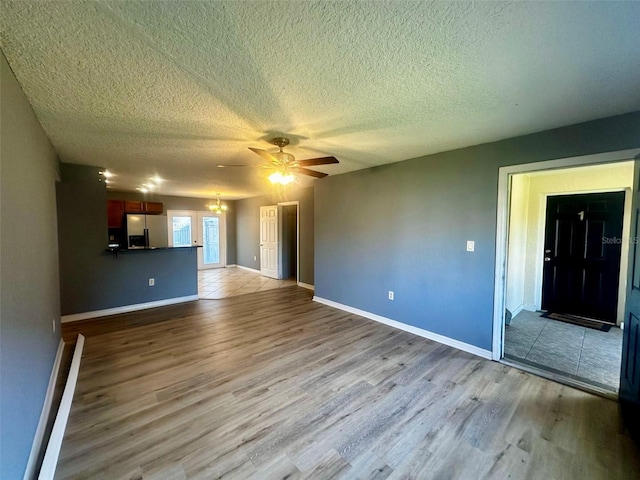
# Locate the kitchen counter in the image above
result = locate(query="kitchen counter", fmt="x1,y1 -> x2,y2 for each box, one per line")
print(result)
106,245 -> 200,253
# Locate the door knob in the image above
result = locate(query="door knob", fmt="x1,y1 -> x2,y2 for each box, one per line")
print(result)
545,249 -> 551,254
544,257 -> 551,261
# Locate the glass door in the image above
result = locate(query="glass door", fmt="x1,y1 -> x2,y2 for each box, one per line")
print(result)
167,211 -> 197,247
197,212 -> 226,269
166,210 -> 226,269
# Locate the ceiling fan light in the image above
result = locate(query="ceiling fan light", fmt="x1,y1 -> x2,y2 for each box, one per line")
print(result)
281,174 -> 294,185
268,171 -> 283,183
268,171 -> 294,185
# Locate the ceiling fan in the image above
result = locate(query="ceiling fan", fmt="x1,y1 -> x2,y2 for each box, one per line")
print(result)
217,137 -> 339,184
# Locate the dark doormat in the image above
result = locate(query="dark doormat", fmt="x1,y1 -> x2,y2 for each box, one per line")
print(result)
540,312 -> 612,332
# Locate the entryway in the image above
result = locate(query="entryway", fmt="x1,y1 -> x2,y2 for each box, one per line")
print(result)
494,151 -> 640,396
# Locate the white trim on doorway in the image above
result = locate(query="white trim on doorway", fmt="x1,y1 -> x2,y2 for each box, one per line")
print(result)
492,148 -> 640,361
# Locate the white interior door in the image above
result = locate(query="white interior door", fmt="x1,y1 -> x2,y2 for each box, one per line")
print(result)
260,206 -> 279,279
197,211 -> 226,270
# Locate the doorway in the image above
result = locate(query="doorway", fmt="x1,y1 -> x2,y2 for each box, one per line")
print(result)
493,151 -> 639,396
259,202 -> 300,281
279,202 -> 299,282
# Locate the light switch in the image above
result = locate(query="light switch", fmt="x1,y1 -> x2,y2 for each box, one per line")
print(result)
466,240 -> 475,252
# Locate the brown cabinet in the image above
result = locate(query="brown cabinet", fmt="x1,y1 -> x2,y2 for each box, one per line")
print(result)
107,200 -> 125,228
123,200 -> 163,214
124,200 -> 143,213
143,202 -> 163,214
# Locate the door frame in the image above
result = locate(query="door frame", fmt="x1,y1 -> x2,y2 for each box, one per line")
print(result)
492,148 -> 640,361
277,201 -> 300,282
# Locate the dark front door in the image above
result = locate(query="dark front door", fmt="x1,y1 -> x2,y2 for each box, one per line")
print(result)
541,191 -> 625,323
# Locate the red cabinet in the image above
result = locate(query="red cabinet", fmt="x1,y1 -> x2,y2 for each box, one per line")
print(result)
143,202 -> 163,214
107,200 -> 124,228
124,200 -> 143,213
123,200 -> 163,214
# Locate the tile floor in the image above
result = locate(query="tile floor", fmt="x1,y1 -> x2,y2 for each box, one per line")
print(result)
198,267 -> 297,299
504,309 -> 623,391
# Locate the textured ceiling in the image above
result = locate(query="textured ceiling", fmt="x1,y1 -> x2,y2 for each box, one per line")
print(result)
2,1 -> 639,199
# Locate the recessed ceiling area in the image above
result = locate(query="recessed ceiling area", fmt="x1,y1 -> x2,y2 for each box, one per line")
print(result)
1,1 -> 639,199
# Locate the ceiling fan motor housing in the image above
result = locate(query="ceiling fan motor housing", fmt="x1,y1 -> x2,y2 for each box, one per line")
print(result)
273,151 -> 295,164
272,137 -> 290,148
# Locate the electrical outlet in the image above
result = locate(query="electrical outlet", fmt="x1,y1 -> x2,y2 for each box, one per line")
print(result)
466,240 -> 475,252
149,278 -> 155,286
388,291 -> 394,301
254,255 -> 257,261
52,319 -> 56,333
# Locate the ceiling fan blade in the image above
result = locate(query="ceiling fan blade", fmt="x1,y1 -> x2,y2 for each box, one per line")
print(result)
296,167 -> 328,178
297,156 -> 339,167
249,147 -> 281,165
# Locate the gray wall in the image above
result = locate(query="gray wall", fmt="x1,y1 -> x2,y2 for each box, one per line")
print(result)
107,191 -> 237,264
58,165 -> 197,316
0,51 -> 61,479
315,112 -> 640,351
236,187 -> 314,284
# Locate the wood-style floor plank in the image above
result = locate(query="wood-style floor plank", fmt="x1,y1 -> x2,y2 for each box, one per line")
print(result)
57,287 -> 639,479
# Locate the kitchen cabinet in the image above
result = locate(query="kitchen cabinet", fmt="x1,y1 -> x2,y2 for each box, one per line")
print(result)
123,200 -> 163,214
143,202 -> 163,214
107,200 -> 125,228
124,200 -> 144,213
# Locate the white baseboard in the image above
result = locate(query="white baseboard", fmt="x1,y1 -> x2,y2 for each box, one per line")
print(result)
507,304 -> 524,318
523,304 -> 538,312
23,339 -> 65,480
312,297 -> 492,360
38,334 -> 85,480
61,295 -> 199,323
225,264 -> 237,268
297,282 -> 315,291
236,265 -> 261,274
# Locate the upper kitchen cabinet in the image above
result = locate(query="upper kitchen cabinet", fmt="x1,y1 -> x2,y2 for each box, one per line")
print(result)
123,200 -> 163,214
124,200 -> 143,213
143,202 -> 163,214
107,200 -> 125,228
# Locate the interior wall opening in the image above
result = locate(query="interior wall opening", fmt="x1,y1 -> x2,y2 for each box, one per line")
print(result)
502,160 -> 634,394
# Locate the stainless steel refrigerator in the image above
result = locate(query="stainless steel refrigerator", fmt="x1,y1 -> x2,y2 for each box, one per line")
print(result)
126,214 -> 168,248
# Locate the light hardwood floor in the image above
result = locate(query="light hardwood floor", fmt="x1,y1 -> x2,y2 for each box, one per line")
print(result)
58,287 -> 639,479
